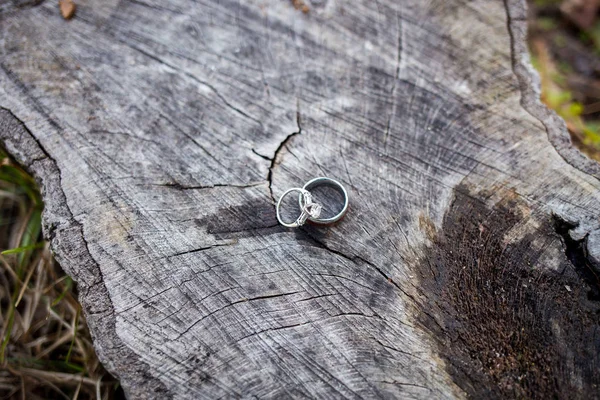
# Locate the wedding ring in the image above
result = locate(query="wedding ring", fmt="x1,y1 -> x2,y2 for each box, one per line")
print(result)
276,188 -> 322,228
300,177 -> 348,225
276,177 -> 349,228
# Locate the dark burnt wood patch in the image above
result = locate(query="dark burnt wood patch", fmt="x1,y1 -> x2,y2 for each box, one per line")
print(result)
418,185 -> 600,399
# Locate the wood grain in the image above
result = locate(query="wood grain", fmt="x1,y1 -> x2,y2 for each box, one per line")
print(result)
1,0 -> 599,398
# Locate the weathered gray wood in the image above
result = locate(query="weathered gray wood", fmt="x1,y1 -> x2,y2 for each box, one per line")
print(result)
1,0 -> 599,398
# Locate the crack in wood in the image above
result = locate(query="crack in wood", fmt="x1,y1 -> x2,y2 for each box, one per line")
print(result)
300,227 -> 420,306
164,241 -> 238,258
172,290 -> 302,341
553,214 -> 600,301
251,148 -> 272,161
142,181 -> 266,191
266,99 -> 302,204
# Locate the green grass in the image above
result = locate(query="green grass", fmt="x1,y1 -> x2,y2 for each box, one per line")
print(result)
528,5 -> 600,161
0,151 -> 122,399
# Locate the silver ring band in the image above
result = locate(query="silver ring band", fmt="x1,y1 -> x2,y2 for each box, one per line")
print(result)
276,188 -> 322,228
300,177 -> 348,225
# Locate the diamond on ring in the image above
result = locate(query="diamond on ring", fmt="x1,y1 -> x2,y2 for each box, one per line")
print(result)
276,177 -> 348,228
275,187 -> 323,228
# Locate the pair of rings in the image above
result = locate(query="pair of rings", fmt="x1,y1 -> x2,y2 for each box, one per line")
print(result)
276,177 -> 349,228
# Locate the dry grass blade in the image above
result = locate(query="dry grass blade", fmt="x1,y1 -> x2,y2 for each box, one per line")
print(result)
0,151 -> 123,399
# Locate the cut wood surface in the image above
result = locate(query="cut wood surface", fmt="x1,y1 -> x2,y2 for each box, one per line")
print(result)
1,0 -> 599,398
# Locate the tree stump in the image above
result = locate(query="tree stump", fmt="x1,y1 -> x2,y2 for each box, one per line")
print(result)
1,0 -> 599,398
